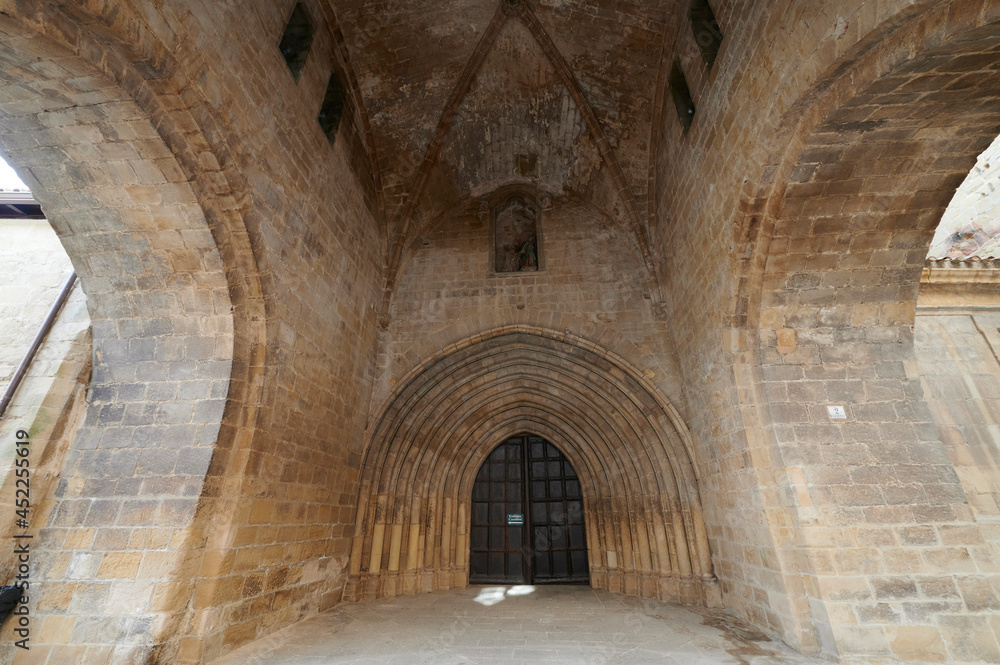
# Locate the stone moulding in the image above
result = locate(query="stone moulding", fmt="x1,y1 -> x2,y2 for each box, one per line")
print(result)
346,325 -> 719,607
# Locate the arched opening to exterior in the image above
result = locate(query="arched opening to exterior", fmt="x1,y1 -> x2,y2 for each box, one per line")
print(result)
0,9 -> 272,663
0,2 -> 382,662
346,326 -> 719,607
0,14 -> 239,663
0,171 -> 91,602
469,434 -> 589,585
915,131 -> 1000,549
729,7 -> 1000,661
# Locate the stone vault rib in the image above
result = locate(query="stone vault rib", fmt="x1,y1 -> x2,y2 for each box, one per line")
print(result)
380,0 -> 662,319
380,4 -> 511,319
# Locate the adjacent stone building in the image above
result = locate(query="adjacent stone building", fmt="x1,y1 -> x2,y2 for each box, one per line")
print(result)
0,0 -> 998,663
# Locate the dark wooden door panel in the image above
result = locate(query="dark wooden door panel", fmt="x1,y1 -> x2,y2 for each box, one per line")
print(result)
526,437 -> 589,584
469,435 -> 589,585
469,439 -> 526,583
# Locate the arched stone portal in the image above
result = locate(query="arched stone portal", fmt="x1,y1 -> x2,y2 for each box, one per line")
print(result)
346,326 -> 720,607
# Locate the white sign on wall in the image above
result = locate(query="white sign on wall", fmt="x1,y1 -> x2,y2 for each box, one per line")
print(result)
827,406 -> 847,420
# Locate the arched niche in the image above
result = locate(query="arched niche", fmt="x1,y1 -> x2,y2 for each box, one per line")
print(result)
490,188 -> 543,273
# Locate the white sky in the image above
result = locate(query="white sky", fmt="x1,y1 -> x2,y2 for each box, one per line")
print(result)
0,154 -> 29,191
928,133 -> 1000,259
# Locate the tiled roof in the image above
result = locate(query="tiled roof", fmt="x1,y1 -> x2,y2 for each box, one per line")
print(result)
926,224 -> 1000,262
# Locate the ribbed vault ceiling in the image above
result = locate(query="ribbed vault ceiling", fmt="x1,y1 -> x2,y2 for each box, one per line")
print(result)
327,0 -> 671,295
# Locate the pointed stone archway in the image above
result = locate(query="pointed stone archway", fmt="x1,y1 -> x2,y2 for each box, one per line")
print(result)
346,326 -> 718,607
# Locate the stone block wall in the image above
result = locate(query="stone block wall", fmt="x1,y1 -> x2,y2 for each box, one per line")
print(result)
912,304 -> 1000,661
0,0 -> 384,661
0,18 -> 237,662
655,0 -> 1000,659
377,198 -> 683,414
748,18 -> 1000,661
916,309 -> 1000,522
652,0 -> 928,650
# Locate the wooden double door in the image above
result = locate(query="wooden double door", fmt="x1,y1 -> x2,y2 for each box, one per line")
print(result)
469,435 -> 589,584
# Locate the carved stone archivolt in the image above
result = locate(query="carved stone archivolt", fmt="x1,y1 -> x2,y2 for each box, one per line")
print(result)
346,326 -> 719,607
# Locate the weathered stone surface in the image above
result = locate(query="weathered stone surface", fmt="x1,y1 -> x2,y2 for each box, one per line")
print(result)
0,1 -> 998,664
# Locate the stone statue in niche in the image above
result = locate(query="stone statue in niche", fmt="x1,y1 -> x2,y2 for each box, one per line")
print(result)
494,196 -> 539,272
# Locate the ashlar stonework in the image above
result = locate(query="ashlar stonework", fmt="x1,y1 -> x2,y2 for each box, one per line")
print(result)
0,1 -> 998,664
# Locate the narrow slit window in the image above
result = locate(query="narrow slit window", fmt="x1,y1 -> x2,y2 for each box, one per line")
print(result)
669,61 -> 695,133
318,72 -> 347,143
690,0 -> 723,68
279,2 -> 315,81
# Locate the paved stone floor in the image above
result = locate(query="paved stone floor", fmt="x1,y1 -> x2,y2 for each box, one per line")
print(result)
209,585 -> 826,665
